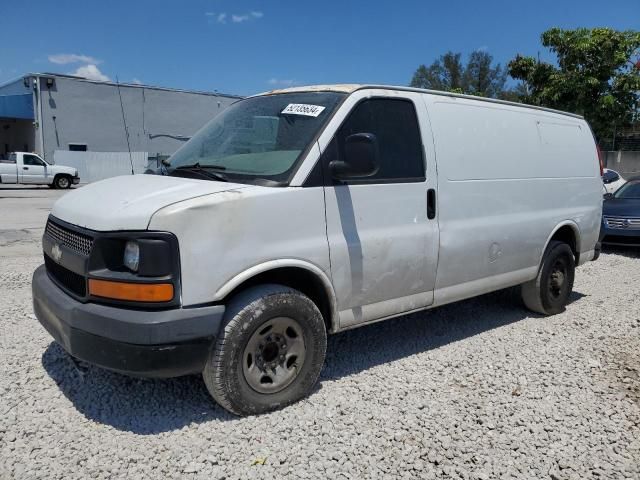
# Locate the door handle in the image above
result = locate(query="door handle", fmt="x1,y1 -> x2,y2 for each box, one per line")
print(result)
427,189 -> 436,220
23,166 -> 29,170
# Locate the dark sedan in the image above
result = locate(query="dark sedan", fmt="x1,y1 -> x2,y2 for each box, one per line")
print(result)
600,177 -> 640,247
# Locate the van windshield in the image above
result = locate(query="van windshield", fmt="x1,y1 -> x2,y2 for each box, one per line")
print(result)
166,92 -> 346,185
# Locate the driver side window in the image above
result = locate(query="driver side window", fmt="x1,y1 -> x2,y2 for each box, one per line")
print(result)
23,155 -> 45,167
324,98 -> 425,184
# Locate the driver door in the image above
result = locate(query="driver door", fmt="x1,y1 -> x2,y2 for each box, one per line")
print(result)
320,90 -> 439,329
20,154 -> 47,184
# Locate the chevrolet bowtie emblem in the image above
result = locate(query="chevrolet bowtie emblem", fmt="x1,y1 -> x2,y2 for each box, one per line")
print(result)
51,243 -> 63,263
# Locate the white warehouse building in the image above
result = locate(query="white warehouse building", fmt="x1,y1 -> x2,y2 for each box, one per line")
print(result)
0,73 -> 241,182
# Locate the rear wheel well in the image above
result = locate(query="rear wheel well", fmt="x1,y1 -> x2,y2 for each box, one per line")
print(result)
549,225 -> 579,264
223,267 -> 334,332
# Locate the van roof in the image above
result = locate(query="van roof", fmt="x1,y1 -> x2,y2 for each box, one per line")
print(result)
261,84 -> 584,120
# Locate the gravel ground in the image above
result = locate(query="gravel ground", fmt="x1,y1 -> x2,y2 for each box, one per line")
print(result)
1,187 -> 639,479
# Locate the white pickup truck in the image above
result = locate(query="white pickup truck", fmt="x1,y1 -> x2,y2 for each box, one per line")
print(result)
0,152 -> 79,188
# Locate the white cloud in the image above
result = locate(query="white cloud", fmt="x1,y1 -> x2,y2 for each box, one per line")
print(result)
132,78 -> 142,85
48,53 -> 101,65
268,78 -> 297,87
205,12 -> 227,23
232,14 -> 250,23
49,52 -> 110,82
71,64 -> 110,82
209,11 -> 262,24
477,45 -> 489,52
232,11 -> 264,22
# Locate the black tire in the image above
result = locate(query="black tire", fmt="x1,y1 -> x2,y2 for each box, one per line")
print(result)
521,240 -> 575,315
203,284 -> 327,416
54,175 -> 72,189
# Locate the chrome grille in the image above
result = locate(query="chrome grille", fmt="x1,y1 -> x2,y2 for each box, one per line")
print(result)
45,220 -> 94,256
604,216 -> 640,230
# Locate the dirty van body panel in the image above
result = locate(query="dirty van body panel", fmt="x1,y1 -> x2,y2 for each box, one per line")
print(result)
423,94 -> 602,305
317,89 -> 440,328
149,186 -> 331,307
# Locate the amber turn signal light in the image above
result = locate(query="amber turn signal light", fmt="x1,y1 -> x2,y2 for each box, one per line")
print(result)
88,279 -> 174,302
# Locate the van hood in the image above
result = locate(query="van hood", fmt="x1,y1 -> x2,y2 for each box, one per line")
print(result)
51,174 -> 251,231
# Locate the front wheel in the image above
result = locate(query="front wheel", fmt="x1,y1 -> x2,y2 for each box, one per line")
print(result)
54,175 -> 71,189
521,240 -> 575,315
203,284 -> 327,416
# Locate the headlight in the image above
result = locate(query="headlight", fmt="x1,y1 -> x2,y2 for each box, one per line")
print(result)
123,241 -> 140,272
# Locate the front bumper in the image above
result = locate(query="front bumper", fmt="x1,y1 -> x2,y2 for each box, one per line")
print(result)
32,265 -> 225,377
599,227 -> 640,247
72,177 -> 80,185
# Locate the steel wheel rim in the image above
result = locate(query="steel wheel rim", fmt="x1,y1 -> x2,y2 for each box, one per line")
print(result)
58,178 -> 69,188
242,316 -> 306,394
548,258 -> 568,299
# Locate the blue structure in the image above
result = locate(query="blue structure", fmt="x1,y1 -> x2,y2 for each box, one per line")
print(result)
0,93 -> 34,120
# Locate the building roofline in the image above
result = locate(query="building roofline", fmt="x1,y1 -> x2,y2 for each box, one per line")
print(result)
259,83 -> 584,120
0,76 -> 27,90
19,72 -> 243,99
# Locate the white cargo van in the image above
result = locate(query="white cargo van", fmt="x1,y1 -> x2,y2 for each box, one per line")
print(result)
32,85 -> 602,415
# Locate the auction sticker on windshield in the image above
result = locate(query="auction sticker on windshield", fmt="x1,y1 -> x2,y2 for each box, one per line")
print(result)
281,104 -> 326,117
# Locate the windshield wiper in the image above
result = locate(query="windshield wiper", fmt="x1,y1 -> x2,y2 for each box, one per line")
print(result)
171,163 -> 228,182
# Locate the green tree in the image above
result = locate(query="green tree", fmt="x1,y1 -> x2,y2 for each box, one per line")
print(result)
464,51 -> 507,97
410,51 -> 464,92
410,50 -> 508,98
508,27 -> 640,142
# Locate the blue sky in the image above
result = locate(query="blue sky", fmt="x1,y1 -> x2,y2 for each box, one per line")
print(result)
1,0 -> 638,96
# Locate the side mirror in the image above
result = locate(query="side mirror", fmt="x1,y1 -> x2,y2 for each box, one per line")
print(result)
329,133 -> 380,180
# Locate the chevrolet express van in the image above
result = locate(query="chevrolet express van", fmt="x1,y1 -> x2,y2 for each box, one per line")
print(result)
32,85 -> 602,415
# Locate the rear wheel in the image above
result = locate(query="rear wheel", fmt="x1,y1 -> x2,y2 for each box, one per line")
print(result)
203,284 -> 327,416
521,240 -> 575,315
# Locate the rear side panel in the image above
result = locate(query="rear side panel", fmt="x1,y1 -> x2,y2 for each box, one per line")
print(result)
0,163 -> 18,183
424,94 -> 601,305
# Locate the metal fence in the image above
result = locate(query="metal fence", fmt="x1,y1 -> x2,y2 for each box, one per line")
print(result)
603,151 -> 640,178
599,128 -> 640,151
53,151 -> 148,184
